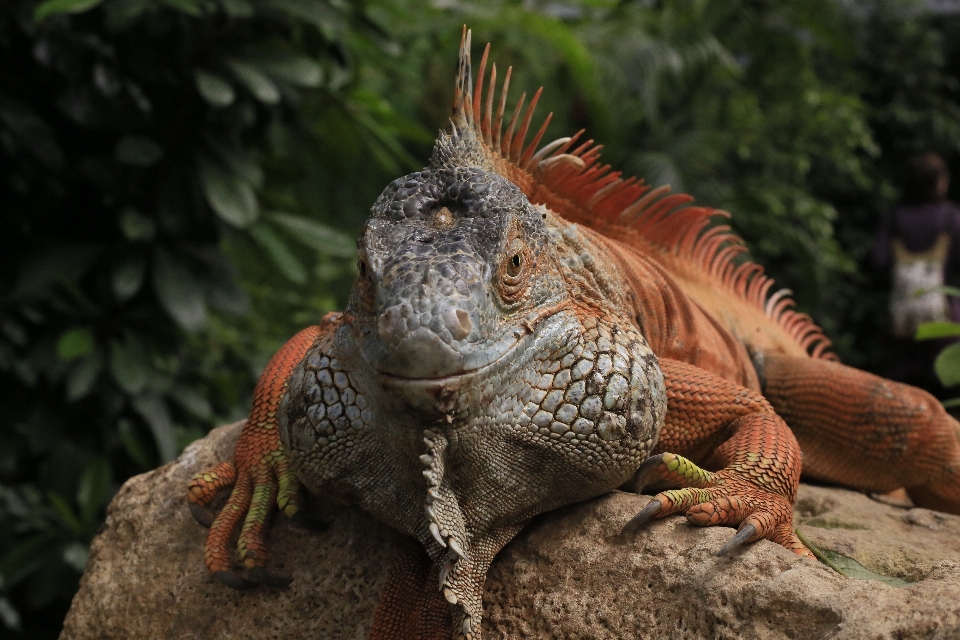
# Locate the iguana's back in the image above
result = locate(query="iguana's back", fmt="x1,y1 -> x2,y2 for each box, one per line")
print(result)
459,43 -> 831,379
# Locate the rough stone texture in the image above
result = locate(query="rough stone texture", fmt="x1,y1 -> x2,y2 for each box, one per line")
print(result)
62,422 -> 960,640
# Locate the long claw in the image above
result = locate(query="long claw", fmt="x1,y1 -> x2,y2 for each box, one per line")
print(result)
621,499 -> 661,534
626,454 -> 665,494
248,567 -> 294,588
214,570 -> 258,590
189,501 -> 218,528
291,510 -> 332,531
717,523 -> 757,557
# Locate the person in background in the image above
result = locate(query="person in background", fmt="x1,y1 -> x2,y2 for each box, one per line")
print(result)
873,152 -> 960,394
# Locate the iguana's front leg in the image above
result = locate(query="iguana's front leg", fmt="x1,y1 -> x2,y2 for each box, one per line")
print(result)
186,322 -> 328,588
624,357 -> 813,558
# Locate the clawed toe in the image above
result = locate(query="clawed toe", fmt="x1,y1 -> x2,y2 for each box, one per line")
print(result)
716,523 -> 757,557
291,510 -> 332,531
189,501 -> 218,528
214,570 -> 258,590
621,499 -> 661,534
213,567 -> 292,590
248,566 -> 293,587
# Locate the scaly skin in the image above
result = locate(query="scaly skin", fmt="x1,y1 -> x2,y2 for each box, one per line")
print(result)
187,30 -> 960,639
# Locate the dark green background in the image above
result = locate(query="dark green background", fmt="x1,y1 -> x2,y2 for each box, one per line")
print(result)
2,0 -> 959,636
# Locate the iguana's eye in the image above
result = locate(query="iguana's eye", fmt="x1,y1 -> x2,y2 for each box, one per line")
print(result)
497,238 -> 528,304
354,256 -> 375,311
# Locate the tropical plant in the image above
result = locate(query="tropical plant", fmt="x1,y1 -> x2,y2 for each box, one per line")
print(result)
0,0 -> 420,634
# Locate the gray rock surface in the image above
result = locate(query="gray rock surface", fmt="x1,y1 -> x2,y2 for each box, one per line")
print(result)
61,421 -> 960,639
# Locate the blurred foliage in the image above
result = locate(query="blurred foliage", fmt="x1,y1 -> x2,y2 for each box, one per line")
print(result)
917,292 -> 960,407
3,0 -> 960,637
0,0 -> 418,635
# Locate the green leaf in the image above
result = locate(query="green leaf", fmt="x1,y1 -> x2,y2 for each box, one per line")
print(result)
250,224 -> 307,283
61,542 -> 90,574
176,426 -> 208,452
152,248 -> 208,331
160,0 -> 202,16
114,136 -> 164,167
103,0 -> 150,30
935,342 -> 960,388
796,529 -> 910,587
227,59 -> 281,104
56,327 -> 94,361
195,71 -> 235,107
250,53 -> 323,87
76,457 -> 111,525
117,418 -> 154,470
916,285 -> 960,298
132,393 -> 177,463
34,0 -> 102,21
219,0 -> 253,17
0,533 -> 57,589
197,155 -> 259,228
65,351 -> 102,401
260,0 -> 345,38
916,322 -> 960,340
109,336 -> 149,395
1,319 -> 27,346
271,212 -> 356,257
0,596 -> 21,631
202,138 -> 262,188
46,492 -> 83,535
169,386 -> 212,419
112,255 -> 146,302
12,245 -> 100,299
119,209 -> 156,241
0,98 -> 64,169
942,397 -> 960,408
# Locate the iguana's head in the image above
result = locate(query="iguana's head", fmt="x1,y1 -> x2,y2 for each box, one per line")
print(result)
281,31 -> 666,638
347,135 -> 567,383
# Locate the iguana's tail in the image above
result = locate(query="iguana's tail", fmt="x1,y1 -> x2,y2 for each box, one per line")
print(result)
761,354 -> 960,513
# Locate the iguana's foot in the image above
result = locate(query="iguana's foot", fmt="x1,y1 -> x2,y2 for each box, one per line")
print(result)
623,452 -> 811,558
187,325 -> 322,589
188,442 -> 305,588
625,358 -> 814,559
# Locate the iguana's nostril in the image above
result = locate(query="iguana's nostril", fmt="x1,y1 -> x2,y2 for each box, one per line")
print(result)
378,305 -> 405,343
444,307 -> 473,340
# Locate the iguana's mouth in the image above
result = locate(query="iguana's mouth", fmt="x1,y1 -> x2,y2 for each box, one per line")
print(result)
374,302 -> 569,386
375,328 -> 526,386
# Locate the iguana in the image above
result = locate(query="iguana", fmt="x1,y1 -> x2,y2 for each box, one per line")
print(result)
187,30 -> 960,639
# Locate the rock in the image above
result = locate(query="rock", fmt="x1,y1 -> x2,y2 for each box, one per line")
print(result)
61,422 -> 960,640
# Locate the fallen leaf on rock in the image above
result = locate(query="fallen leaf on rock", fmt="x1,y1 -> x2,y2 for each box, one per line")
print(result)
797,528 -> 910,587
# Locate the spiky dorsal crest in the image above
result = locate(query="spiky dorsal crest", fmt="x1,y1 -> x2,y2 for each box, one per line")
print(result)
447,28 -> 835,360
